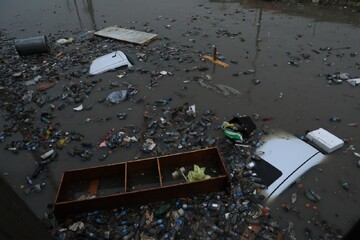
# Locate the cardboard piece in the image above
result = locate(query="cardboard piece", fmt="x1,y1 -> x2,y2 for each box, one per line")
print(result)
95,26 -> 158,45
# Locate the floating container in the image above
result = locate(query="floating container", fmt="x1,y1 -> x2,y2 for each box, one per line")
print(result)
53,147 -> 229,219
14,35 -> 50,56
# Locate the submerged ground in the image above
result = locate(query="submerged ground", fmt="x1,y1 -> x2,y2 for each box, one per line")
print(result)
0,0 -> 359,239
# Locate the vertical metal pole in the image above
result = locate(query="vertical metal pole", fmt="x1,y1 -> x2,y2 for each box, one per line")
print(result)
213,47 -> 217,61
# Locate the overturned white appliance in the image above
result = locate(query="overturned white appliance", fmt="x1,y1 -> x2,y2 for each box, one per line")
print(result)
255,131 -> 326,203
89,51 -> 133,75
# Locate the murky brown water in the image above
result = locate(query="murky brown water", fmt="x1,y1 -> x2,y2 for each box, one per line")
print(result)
1,0 -> 359,238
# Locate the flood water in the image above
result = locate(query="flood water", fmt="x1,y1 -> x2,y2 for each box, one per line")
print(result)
0,0 -> 359,239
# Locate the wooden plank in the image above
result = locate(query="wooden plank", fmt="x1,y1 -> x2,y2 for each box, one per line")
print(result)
124,163 -> 128,193
157,158 -> 163,187
202,55 -> 230,68
95,26 -> 158,45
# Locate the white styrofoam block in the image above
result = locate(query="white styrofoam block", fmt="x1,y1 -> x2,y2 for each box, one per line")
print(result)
306,128 -> 344,153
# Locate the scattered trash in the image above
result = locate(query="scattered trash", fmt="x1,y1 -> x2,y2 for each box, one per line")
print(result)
97,129 -> 138,153
24,182 -> 45,194
40,150 -> 55,160
95,26 -> 158,45
142,138 -> 156,152
24,75 -> 42,86
306,128 -> 344,153
99,141 -> 107,148
291,193 -> 297,204
73,104 -> 84,112
287,60 -> 299,67
326,72 -> 349,84
56,38 -> 73,44
339,179 -> 350,191
172,167 -> 186,179
186,105 -> 196,117
117,73 -> 126,79
14,35 -> 50,56
329,116 -> 341,122
106,90 -> 128,104
116,113 -> 128,120
222,116 -> 256,143
89,51 -> 133,75
305,189 -> 321,202
68,221 -> 85,232
347,78 -> 360,86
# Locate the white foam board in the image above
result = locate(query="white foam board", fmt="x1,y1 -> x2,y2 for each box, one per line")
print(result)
95,26 -> 158,45
306,128 -> 344,153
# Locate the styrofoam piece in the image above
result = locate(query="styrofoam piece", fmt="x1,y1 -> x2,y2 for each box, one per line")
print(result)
347,78 -> 360,86
95,26 -> 158,45
306,128 -> 344,153
89,51 -> 132,75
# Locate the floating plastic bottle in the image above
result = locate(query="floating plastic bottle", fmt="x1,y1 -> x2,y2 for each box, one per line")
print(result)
208,203 -> 221,211
150,219 -> 164,227
249,176 -> 262,183
250,153 -> 262,161
211,225 -> 224,234
232,184 -> 243,198
174,218 -> 183,231
122,231 -> 135,240
329,116 -> 341,122
243,170 -> 253,177
182,203 -> 198,210
246,161 -> 256,170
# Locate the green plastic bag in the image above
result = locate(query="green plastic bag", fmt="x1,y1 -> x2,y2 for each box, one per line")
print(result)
221,121 -> 244,142
187,165 -> 211,182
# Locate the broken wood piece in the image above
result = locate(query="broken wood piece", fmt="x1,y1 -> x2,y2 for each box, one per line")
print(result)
202,55 -> 230,68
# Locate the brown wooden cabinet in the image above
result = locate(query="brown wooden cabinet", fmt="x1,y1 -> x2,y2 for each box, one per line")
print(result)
54,147 -> 229,219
